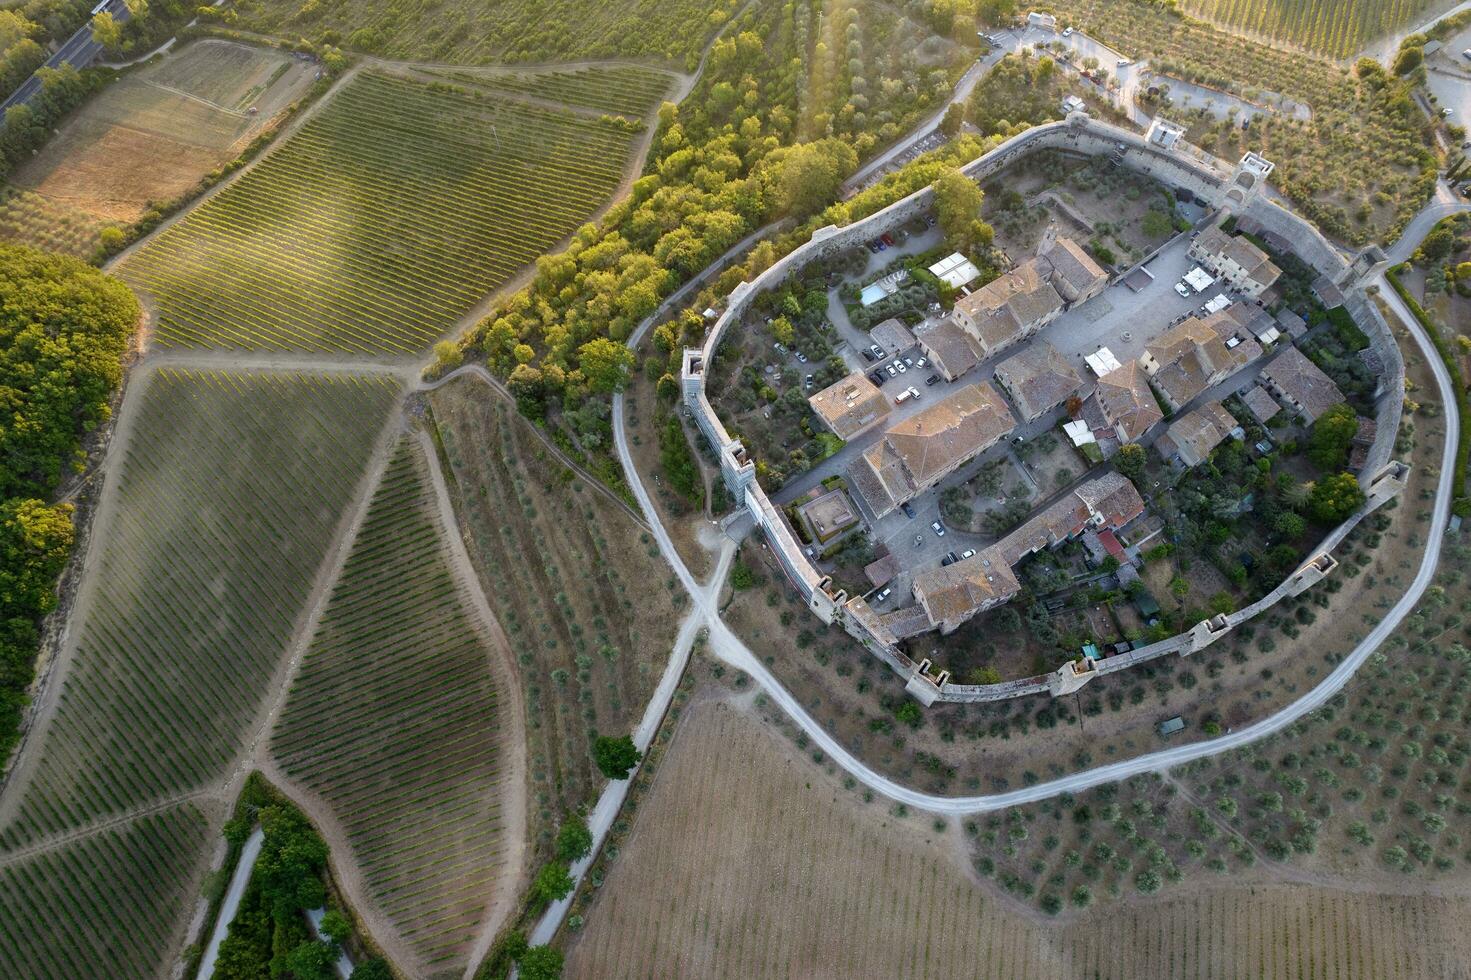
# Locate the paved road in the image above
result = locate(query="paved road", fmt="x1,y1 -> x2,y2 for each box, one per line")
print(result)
196,827 -> 264,980
1,0 -> 131,113
1385,181 -> 1471,264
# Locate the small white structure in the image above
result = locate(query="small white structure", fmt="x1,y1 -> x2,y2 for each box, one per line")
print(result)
1061,95 -> 1086,115
1202,293 -> 1231,315
928,253 -> 982,290
1063,418 -> 1096,446
1027,11 -> 1057,31
1146,117 -> 1185,150
1183,267 -> 1214,293
1085,347 -> 1122,376
1255,325 -> 1281,347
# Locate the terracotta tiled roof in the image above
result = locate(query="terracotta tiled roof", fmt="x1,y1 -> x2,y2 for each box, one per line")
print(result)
1157,400 -> 1239,466
1260,346 -> 1345,421
993,342 -> 1083,420
808,372 -> 889,439
1094,362 -> 1162,441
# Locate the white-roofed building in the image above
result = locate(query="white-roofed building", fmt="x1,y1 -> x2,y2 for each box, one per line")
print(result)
928,253 -> 982,290
1085,347 -> 1122,376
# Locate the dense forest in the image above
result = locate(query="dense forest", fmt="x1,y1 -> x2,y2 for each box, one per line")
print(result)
0,244 -> 137,766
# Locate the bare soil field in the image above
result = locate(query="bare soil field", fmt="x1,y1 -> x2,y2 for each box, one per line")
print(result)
427,378 -> 683,855
565,689 -> 1471,979
6,40 -> 313,242
722,311 -> 1444,795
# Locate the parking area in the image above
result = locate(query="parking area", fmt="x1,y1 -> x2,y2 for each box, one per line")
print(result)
1426,33 -> 1471,138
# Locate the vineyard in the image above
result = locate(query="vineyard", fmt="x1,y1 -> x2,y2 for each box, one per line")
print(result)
270,438 -> 520,978
427,379 -> 681,852
0,368 -> 399,851
231,0 -> 735,66
1179,0 -> 1444,60
0,804 -> 209,980
119,72 -> 638,355
424,65 -> 675,119
1052,0 -> 1438,245
567,693 -> 1471,978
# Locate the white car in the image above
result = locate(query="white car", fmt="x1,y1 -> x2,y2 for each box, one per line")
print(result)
896,361 -> 907,373
960,548 -> 976,560
876,586 -> 892,602
1062,27 -> 1074,37
1174,282 -> 1191,297
886,363 -> 897,376
931,520 -> 946,537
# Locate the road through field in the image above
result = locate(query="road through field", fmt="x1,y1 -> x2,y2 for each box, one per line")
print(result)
195,826 -> 264,980
605,277 -> 1458,823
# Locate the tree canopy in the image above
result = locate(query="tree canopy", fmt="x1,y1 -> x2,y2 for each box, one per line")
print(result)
930,168 -> 993,255
1307,403 -> 1358,471
592,733 -> 641,779
1307,472 -> 1366,524
0,244 -> 136,767
555,813 -> 594,863
519,945 -> 565,980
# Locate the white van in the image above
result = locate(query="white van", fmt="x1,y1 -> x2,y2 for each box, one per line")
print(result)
894,386 -> 920,404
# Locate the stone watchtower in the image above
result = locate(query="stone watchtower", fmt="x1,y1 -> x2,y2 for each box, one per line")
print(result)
1220,151 -> 1274,211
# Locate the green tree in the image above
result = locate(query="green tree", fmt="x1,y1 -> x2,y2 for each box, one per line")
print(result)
255,806 -> 328,918
1307,403 -> 1358,470
284,940 -> 339,980
555,814 -> 593,863
1115,443 -> 1146,483
432,340 -> 462,373
90,11 -> 121,49
769,315 -> 795,346
931,168 -> 992,254
532,861 -> 575,905
1391,44 -> 1423,76
519,945 -> 565,980
592,733 -> 641,779
1307,472 -> 1366,524
940,102 -> 965,137
770,138 -> 858,217
895,701 -> 923,728
318,909 -> 351,945
349,959 -> 393,980
576,338 -> 635,394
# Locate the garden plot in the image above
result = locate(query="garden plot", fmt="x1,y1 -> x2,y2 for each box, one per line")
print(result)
0,368 -> 400,851
232,0 -> 731,66
119,71 -> 638,355
270,438 -> 521,978
426,378 -> 681,853
0,803 -> 209,980
1179,0 -> 1443,59
5,40 -> 314,242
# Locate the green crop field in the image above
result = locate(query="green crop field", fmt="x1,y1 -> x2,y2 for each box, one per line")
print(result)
270,438 -> 517,977
0,368 -> 399,851
119,72 -> 638,355
0,804 -> 209,980
425,65 -> 675,119
231,0 -> 734,66
1180,0 -> 1444,59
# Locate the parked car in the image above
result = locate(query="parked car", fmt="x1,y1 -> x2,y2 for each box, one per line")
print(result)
880,233 -> 896,247
924,374 -> 940,386
915,357 -> 927,368
895,361 -> 907,373
901,501 -> 917,519
1174,282 -> 1191,297
876,586 -> 892,602
869,371 -> 886,386
1062,27 -> 1074,37
960,548 -> 976,560
886,363 -> 898,377
940,552 -> 958,567
895,387 -> 917,404
931,520 -> 946,537
860,347 -> 876,362
773,342 -> 787,354
902,356 -> 914,367
1117,57 -> 1131,67
804,374 -> 814,388
796,351 -> 808,363
866,240 -> 881,253
869,344 -> 885,359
